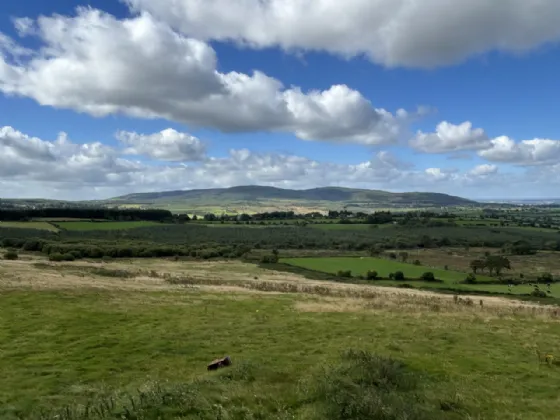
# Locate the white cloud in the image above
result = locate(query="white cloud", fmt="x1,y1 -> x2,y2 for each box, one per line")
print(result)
0,126 -> 142,188
116,128 -> 207,162
0,7 -> 407,145
410,121 -> 490,153
0,125 -> 521,200
469,164 -> 498,177
126,0 -> 560,68
478,136 -> 560,165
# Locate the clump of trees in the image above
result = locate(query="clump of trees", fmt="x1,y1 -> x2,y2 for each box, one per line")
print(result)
469,255 -> 511,276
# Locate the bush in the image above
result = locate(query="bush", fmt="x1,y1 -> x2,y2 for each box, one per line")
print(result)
394,271 -> 405,281
531,289 -> 548,298
366,270 -> 378,280
3,250 -> 18,260
310,349 -> 440,420
337,270 -> 352,278
260,254 -> 279,264
413,259 -> 421,266
388,272 -> 395,280
48,253 -> 66,262
464,273 -> 477,284
420,272 -> 435,282
537,272 -> 554,284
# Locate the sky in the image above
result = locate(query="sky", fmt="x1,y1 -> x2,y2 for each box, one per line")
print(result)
1,1 -> 560,200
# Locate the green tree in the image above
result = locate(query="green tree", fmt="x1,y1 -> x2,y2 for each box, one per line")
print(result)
485,255 -> 511,276
469,259 -> 486,274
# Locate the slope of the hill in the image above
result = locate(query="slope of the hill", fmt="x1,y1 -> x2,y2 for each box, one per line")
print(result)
111,185 -> 477,207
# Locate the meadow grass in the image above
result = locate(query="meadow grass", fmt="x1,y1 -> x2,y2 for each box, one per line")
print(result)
2,284 -> 560,419
281,256 -> 494,283
309,223 -> 395,230
56,221 -> 162,231
0,221 -> 58,232
372,280 -> 560,298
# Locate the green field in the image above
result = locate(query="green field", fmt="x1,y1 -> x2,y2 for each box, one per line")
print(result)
0,221 -> 58,232
281,256 -> 494,282
2,284 -> 560,419
309,223 -> 395,230
277,256 -> 555,297
57,221 -> 162,231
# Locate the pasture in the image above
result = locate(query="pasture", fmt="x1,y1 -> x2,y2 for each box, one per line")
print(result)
0,221 -> 58,232
279,256 -> 560,297
56,221 -> 162,231
1,256 -> 560,419
281,256 -> 493,282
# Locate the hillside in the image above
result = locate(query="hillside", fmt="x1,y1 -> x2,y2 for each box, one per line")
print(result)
109,185 -> 477,213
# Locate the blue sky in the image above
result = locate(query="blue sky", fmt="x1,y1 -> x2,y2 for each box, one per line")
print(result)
1,0 -> 560,200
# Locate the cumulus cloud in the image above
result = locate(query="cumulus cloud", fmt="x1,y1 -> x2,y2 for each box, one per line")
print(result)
0,125 -> 517,200
0,126 -> 142,188
116,128 -> 207,162
469,164 -> 498,177
478,136 -> 560,165
126,0 -> 560,68
0,7 -> 408,145
410,121 -> 491,153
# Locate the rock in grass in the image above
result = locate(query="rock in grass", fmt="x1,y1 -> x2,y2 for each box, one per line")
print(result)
207,356 -> 232,371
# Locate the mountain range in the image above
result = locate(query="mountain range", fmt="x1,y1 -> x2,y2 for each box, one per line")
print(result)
110,185 -> 476,208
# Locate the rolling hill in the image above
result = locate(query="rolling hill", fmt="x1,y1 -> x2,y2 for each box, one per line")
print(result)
109,185 -> 477,213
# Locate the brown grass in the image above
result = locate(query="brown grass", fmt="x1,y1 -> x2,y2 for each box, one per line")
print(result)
396,247 -> 560,277
2,253 -> 560,323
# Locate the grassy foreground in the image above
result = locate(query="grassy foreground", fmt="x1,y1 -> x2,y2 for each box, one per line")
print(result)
2,256 -> 560,419
0,288 -> 560,419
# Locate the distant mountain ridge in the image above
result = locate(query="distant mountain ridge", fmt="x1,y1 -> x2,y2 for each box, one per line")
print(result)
111,185 -> 476,207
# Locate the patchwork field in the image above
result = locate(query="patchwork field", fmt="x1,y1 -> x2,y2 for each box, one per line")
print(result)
1,255 -> 560,419
280,256 -> 560,298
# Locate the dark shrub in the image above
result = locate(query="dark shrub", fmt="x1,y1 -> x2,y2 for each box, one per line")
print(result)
537,272 -> 554,283
413,259 -> 421,266
389,272 -> 395,280
464,273 -> 477,284
260,254 -> 279,264
420,272 -> 435,282
394,271 -> 405,281
3,250 -> 18,260
49,253 -> 65,262
337,270 -> 352,278
531,289 -> 548,298
366,270 -> 378,280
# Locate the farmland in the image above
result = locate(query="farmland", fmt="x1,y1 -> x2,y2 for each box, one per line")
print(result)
0,221 -> 58,232
55,221 -> 162,231
1,255 -> 560,419
281,256 -> 495,282
3,204 -> 560,418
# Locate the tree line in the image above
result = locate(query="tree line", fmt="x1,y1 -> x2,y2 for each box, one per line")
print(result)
0,208 -> 173,222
